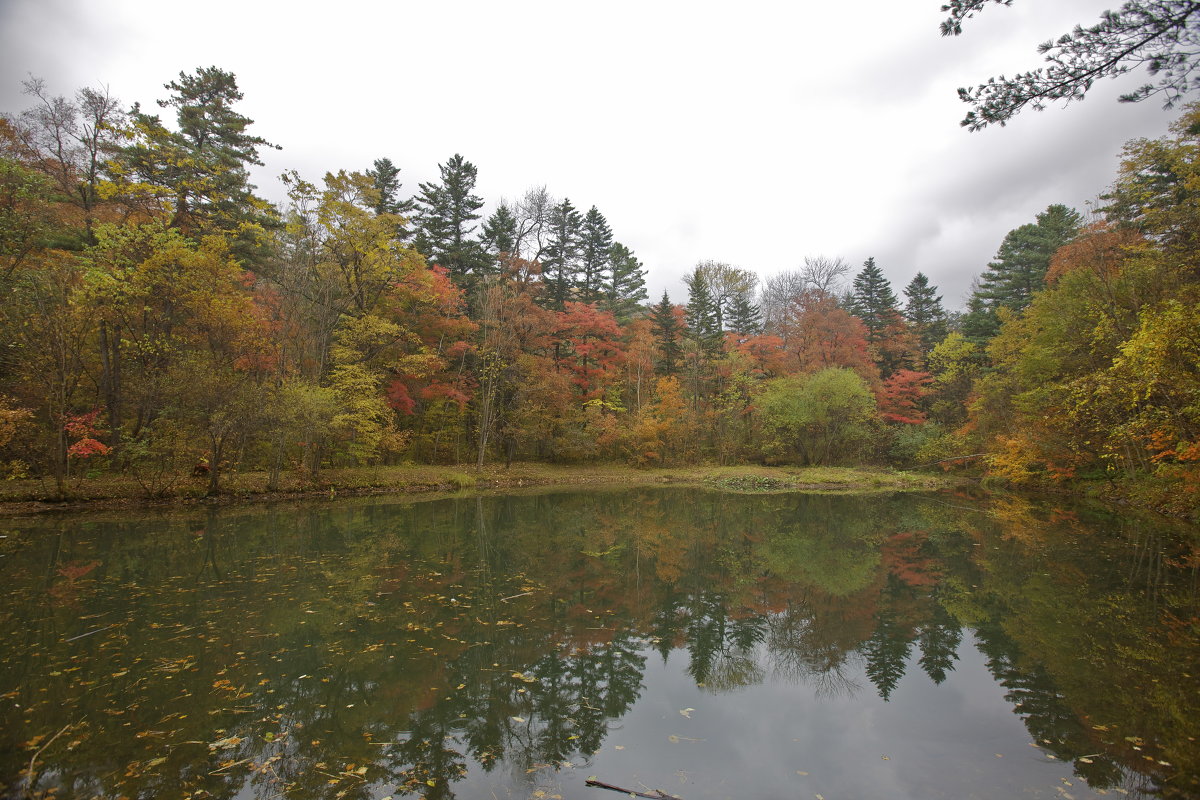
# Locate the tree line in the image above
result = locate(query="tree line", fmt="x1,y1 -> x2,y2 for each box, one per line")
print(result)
1,67 -> 1198,512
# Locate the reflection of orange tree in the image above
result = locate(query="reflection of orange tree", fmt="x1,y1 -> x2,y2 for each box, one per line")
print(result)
14,490 -> 1190,799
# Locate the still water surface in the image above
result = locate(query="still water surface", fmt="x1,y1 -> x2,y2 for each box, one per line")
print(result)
1,488 -> 1197,799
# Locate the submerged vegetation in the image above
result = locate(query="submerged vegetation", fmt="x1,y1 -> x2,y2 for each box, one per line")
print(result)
1,69 -> 1199,515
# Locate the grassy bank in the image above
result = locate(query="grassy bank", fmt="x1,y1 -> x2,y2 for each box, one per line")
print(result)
0,463 -> 957,515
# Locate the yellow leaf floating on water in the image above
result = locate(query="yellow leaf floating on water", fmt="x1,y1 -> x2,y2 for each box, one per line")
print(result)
796,771 -> 808,776
679,708 -> 694,718
512,716 -> 525,723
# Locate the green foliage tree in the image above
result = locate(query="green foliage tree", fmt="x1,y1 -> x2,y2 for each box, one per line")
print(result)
578,205 -> 613,305
942,0 -> 1200,130
481,201 -> 518,260
849,257 -> 900,338
969,204 -> 1083,340
413,153 -> 488,286
903,272 -> 949,360
542,198 -> 582,310
684,268 -> 722,355
727,292 -> 763,336
604,241 -> 648,323
366,156 -> 414,238
850,258 -> 917,376
757,368 -> 878,465
114,66 -> 279,245
649,291 -> 684,375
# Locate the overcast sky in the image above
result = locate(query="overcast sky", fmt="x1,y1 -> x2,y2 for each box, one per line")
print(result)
0,0 -> 1180,309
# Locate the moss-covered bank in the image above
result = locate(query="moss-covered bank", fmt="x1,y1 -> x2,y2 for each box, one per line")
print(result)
0,463 -> 957,516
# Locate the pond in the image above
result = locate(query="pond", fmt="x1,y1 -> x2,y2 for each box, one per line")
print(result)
0,487 -> 1197,800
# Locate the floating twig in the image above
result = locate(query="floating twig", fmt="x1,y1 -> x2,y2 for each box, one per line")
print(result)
65,624 -> 114,642
585,778 -> 682,799
26,722 -> 74,799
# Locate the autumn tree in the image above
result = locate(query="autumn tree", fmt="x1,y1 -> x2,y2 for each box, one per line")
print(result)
554,302 -> 626,401
513,185 -> 553,262
761,257 -> 849,337
778,290 -> 879,385
3,77 -> 125,243
691,260 -> 758,334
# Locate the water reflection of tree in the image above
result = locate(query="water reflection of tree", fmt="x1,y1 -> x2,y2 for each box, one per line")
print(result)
767,601 -> 862,698
2,489 -> 1197,800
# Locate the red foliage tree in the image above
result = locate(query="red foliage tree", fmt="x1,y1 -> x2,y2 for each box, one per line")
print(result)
554,302 -> 627,400
877,369 -> 933,424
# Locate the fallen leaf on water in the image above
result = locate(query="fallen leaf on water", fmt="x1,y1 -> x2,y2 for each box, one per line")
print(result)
796,770 -> 809,776
614,745 -> 625,750
679,708 -> 694,718
511,716 -> 525,723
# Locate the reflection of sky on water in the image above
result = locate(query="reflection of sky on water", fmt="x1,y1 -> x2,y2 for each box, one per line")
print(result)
456,632 -> 1102,800
4,488 -> 1193,800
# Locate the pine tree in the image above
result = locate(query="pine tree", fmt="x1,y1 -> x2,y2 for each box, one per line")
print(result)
684,268 -> 722,354
726,292 -> 762,336
366,157 -> 414,238
849,257 -> 900,338
650,291 -> 684,375
542,198 -> 582,309
118,66 -> 278,243
605,241 -> 648,323
902,272 -> 948,359
975,204 -> 1082,315
578,205 -> 613,304
481,202 -> 517,259
960,290 -> 1000,347
413,153 -> 488,285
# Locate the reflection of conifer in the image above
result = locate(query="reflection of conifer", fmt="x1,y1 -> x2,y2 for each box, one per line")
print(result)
917,602 -> 961,684
973,621 -> 1123,788
862,610 -> 912,701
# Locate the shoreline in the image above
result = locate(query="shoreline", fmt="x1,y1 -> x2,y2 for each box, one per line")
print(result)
0,464 -> 960,517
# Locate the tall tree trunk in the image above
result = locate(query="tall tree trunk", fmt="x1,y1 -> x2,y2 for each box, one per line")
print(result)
98,320 -> 122,458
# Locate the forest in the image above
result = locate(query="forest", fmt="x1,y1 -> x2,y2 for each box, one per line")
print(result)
1,67 -> 1198,514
